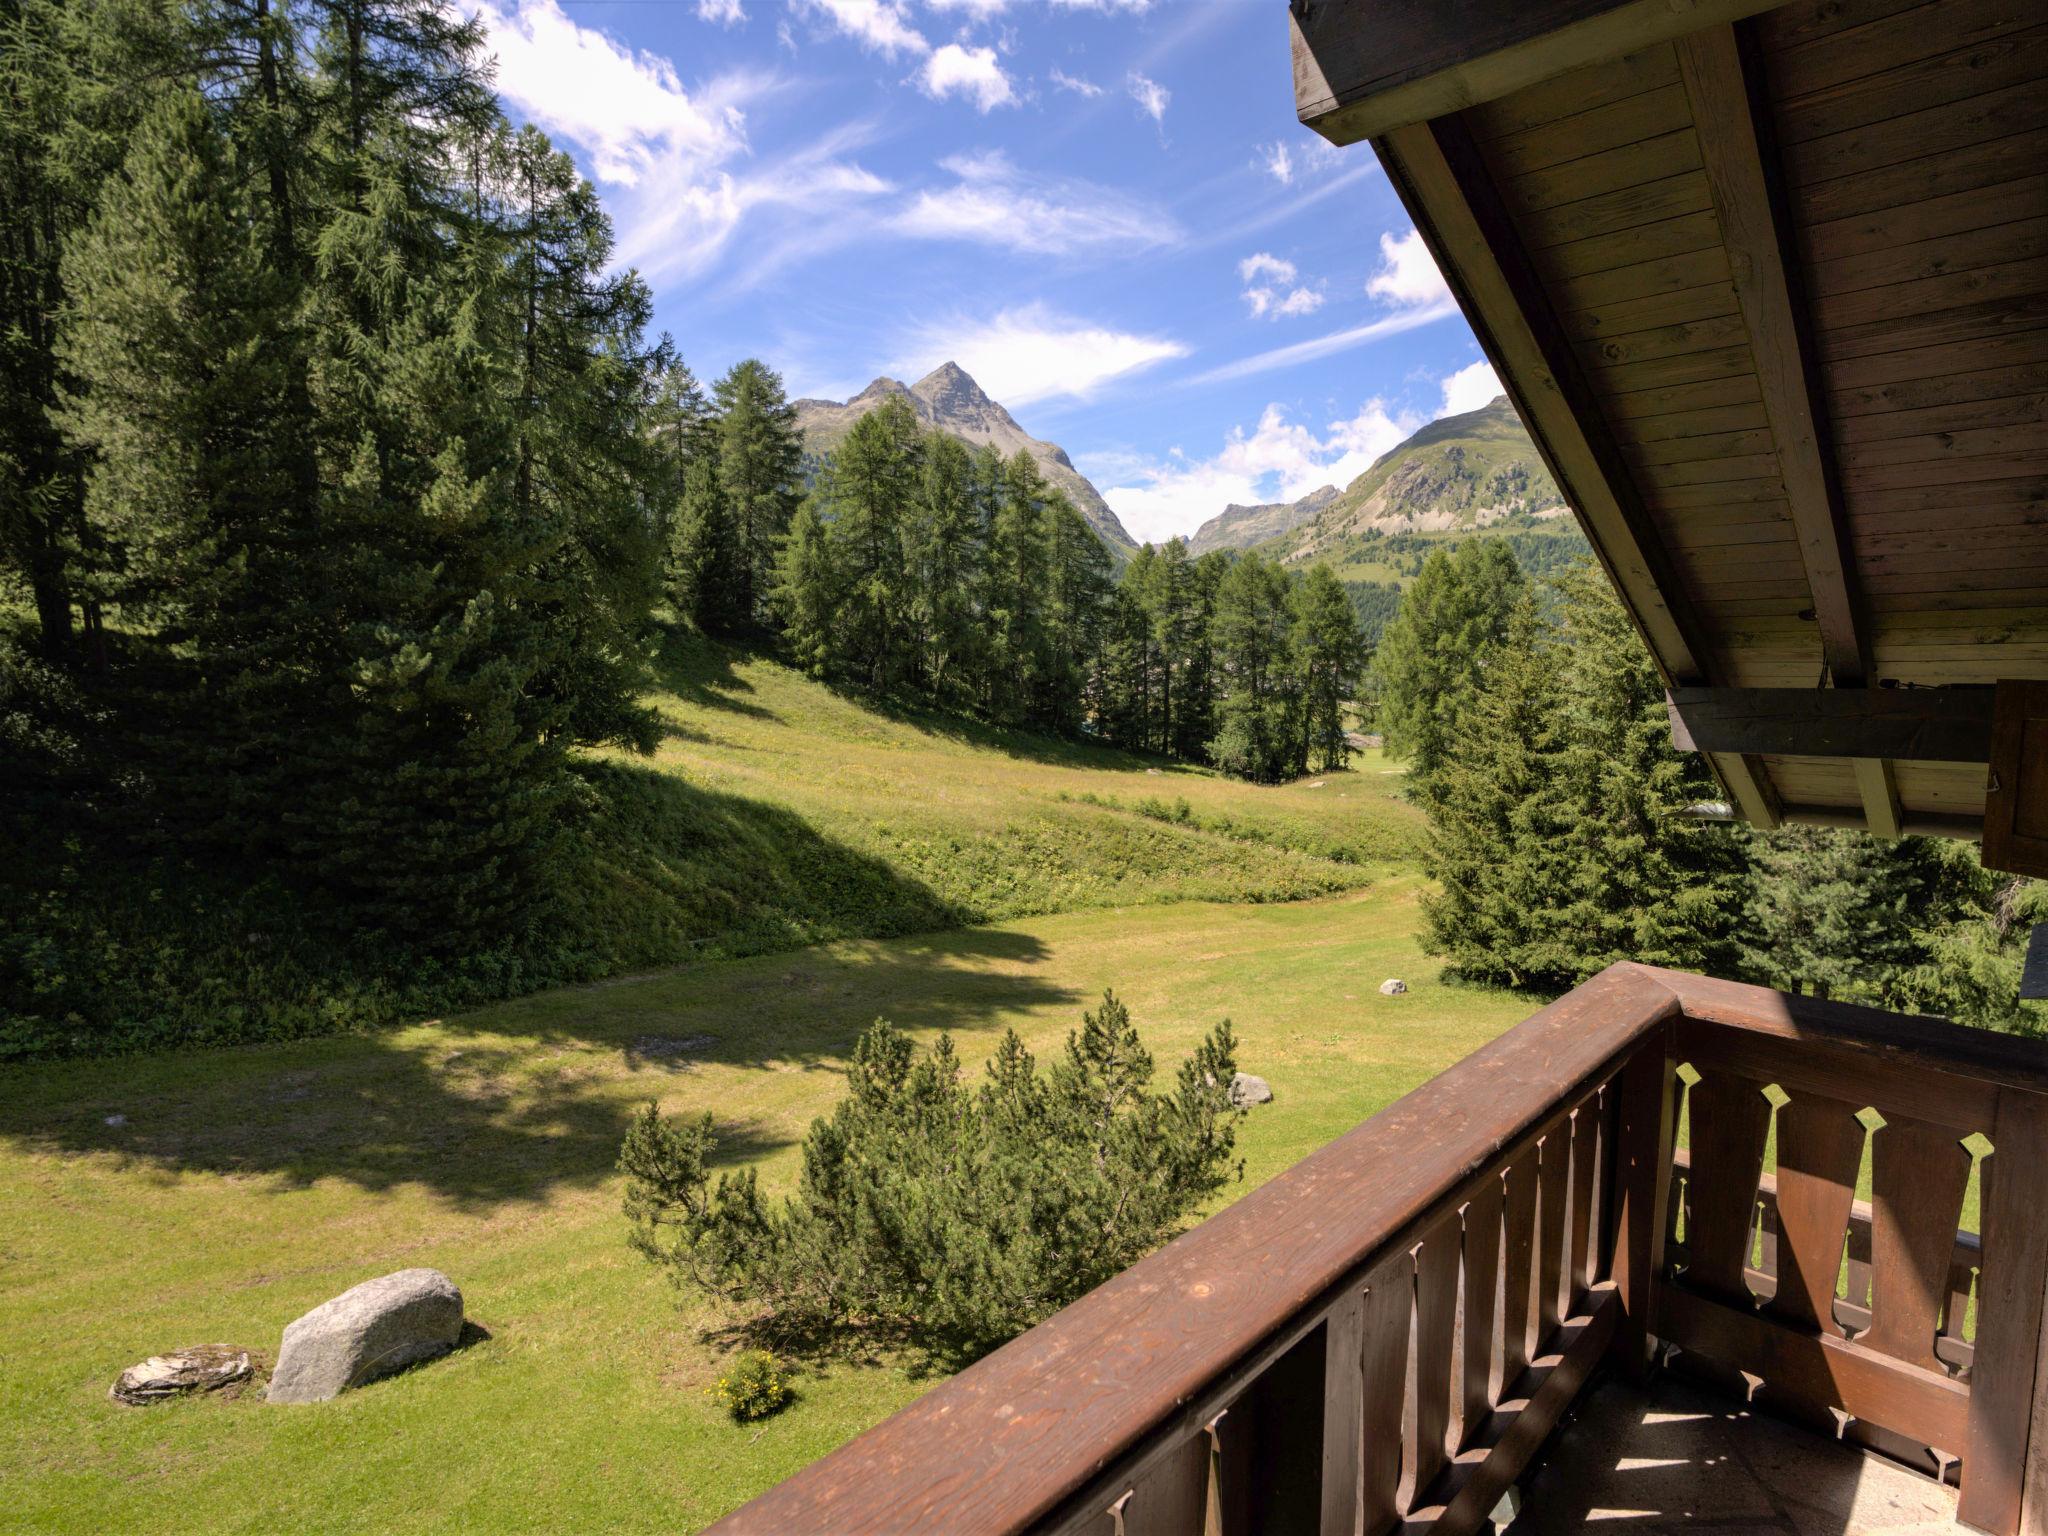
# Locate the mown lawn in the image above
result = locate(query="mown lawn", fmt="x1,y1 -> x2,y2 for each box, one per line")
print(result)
0,885 -> 1541,1533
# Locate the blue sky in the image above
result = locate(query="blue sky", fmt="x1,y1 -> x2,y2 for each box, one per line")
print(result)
478,0 -> 1502,543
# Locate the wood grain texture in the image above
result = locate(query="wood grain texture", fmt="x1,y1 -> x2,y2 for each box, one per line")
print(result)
1399,1214 -> 1461,1514
1680,1067 -> 1773,1305
1768,1092 -> 1867,1331
1963,1088 -> 2048,1536
1456,1176 -> 1503,1449
1608,1031 -> 1677,1379
1865,1113 -> 1975,1371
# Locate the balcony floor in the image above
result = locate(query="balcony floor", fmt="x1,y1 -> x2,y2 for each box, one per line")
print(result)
1504,1373 -> 1958,1535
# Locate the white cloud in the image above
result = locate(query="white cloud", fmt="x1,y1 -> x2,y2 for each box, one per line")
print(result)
920,43 -> 1016,110
1237,252 -> 1323,319
1440,359 -> 1503,417
927,0 -> 1013,14
1259,142 -> 1293,184
1050,65 -> 1103,97
480,0 -> 746,187
777,17 -> 797,48
1096,400 -> 1418,545
796,0 -> 928,58
1367,226 -> 1452,309
888,303 -> 1187,407
894,150 -> 1177,256
1189,298 -> 1462,385
697,0 -> 745,23
1127,71 -> 1169,125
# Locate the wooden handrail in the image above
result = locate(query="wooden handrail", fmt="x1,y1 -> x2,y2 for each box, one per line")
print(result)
704,964 -> 2048,1536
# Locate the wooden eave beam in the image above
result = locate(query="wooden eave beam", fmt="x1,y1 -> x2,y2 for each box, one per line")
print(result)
1376,115 -> 1782,830
1666,687 -> 1998,763
1675,24 -> 1896,835
1292,0 -> 1783,145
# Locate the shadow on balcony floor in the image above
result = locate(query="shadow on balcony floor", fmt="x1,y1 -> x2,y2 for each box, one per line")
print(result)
1506,1374 -> 1957,1535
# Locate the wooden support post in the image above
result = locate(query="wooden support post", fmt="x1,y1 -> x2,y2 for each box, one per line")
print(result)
1320,1288 -> 1365,1536
1965,1089 -> 2048,1536
1608,1028 -> 1676,1381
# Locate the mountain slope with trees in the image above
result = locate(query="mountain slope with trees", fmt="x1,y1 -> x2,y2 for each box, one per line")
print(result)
793,364 -> 1136,554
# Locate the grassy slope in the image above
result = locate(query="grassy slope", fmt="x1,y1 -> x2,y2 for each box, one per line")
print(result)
0,644 -> 1541,1533
0,894 -> 1541,1534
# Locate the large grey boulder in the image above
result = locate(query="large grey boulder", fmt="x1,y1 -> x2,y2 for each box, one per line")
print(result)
267,1269 -> 463,1404
1228,1072 -> 1273,1108
110,1345 -> 252,1405
1379,978 -> 1408,996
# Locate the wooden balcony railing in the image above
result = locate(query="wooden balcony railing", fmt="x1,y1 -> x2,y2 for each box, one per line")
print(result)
706,964 -> 2048,1536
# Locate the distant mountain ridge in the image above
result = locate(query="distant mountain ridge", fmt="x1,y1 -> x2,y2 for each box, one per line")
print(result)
1260,395 -> 1568,565
1188,484 -> 1338,556
792,363 -> 1137,552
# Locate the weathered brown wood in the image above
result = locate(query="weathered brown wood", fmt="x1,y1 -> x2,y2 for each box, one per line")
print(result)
1769,1091 -> 1867,1331
1568,1090 -> 1602,1296
1984,680 -> 2048,880
1319,1288 -> 1365,1536
1415,1286 -> 1621,1536
1607,1030 -> 1676,1377
1864,1113 -> 1975,1371
1357,1253 -> 1412,1536
1962,1088 -> 2048,1536
1679,22 -> 1868,693
1456,1176 -> 1503,1447
1497,1149 -> 1540,1396
1399,1214 -> 1460,1513
1294,1 -> 1781,148
1656,1282 -> 1973,1454
1681,1068 -> 1772,1305
1667,684 -> 1999,761
1536,1119 -> 1570,1347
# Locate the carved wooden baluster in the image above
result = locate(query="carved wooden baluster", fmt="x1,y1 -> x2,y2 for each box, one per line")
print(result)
1768,1092 -> 1865,1333
1497,1149 -> 1539,1394
1113,1432 -> 1208,1536
1864,1113 -> 1973,1371
1320,1290 -> 1364,1536
1682,1070 -> 1772,1305
1357,1250 -> 1413,1536
1567,1089 -> 1602,1300
1536,1116 -> 1569,1349
1202,1410 -> 1231,1536
1456,1177 -> 1503,1449
1398,1212 -> 1460,1514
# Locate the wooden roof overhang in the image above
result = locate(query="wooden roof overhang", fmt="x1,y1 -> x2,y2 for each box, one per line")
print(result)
1292,0 -> 2048,867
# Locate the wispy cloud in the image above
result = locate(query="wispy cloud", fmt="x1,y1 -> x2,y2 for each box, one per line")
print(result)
1367,227 -> 1452,308
1259,142 -> 1293,185
1049,65 -> 1103,98
1187,299 -> 1462,385
794,0 -> 927,58
696,0 -> 745,25
894,150 -> 1178,256
888,302 -> 1187,406
1127,71 -> 1169,126
1093,399 -> 1418,545
920,43 -> 1016,111
1237,252 -> 1323,319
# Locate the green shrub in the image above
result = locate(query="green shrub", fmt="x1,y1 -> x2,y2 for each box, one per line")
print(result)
619,991 -> 1244,1360
706,1350 -> 792,1422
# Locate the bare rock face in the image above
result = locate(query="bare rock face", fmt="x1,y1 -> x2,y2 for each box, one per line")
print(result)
1228,1072 -> 1274,1107
267,1269 -> 463,1404
110,1345 -> 252,1405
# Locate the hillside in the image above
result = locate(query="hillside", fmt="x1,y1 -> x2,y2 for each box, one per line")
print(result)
1188,483 -> 1337,555
794,362 -> 1137,553
1262,395 -> 1568,565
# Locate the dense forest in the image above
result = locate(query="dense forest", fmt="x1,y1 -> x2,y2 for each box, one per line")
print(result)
1374,540 -> 2047,1031
0,0 -> 1364,1054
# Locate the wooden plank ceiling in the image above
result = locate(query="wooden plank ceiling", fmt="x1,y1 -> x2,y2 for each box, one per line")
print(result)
1293,0 -> 2048,842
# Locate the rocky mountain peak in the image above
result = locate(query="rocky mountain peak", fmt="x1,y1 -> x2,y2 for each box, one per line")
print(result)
910,361 -> 1011,427
851,375 -> 913,405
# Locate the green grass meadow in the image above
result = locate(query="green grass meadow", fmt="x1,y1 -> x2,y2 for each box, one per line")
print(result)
0,641 -> 1547,1532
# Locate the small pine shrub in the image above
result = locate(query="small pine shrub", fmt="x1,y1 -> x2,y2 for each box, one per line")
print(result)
706,1350 -> 792,1422
620,990 -> 1245,1360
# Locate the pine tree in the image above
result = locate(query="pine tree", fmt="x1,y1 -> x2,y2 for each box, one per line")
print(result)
773,497 -> 839,678
983,451 -> 1052,725
55,85 -> 307,845
711,358 -> 802,633
902,430 -> 983,700
1373,537 -> 1526,791
1290,563 -> 1365,774
821,394 -> 920,691
1042,493 -> 1113,733
1207,552 -> 1301,782
668,451 -> 730,626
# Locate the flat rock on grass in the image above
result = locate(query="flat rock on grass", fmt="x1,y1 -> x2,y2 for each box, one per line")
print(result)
1228,1072 -> 1273,1107
110,1345 -> 253,1406
267,1268 -> 463,1405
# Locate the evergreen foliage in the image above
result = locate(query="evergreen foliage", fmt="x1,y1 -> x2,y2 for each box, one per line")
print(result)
1371,538 -> 1525,788
619,992 -> 1244,1358
1421,566 -> 1744,989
